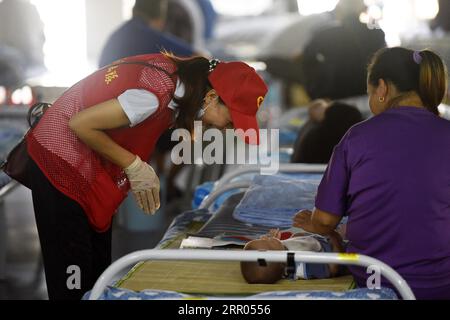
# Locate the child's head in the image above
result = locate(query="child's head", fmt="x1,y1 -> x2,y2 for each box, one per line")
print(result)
367,47 -> 448,115
240,238 -> 287,284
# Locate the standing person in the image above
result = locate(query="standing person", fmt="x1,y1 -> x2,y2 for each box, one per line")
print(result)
294,47 -> 450,299
301,0 -> 386,100
25,52 -> 268,299
99,0 -> 196,202
98,0 -> 193,68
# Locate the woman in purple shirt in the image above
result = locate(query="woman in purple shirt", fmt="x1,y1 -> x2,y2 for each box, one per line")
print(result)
294,47 -> 450,299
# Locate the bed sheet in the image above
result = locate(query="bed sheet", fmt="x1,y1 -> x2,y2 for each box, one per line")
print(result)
88,286 -> 397,300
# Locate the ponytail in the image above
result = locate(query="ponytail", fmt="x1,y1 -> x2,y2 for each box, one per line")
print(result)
418,50 -> 448,115
368,47 -> 448,115
163,51 -> 210,135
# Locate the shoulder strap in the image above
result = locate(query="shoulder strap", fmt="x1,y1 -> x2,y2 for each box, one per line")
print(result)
28,102 -> 52,128
102,60 -> 177,86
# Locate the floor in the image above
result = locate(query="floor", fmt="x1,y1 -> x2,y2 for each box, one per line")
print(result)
0,184 -> 191,300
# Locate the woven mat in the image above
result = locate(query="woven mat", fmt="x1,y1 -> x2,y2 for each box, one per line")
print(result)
117,213 -> 354,295
118,259 -> 354,295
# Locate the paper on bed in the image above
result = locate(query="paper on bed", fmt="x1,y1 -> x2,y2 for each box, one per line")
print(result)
180,236 -> 245,248
181,226 -> 310,249
233,175 -> 321,228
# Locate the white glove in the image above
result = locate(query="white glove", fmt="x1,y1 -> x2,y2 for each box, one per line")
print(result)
124,156 -> 160,215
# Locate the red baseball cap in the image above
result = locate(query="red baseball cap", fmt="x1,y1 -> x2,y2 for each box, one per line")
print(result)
208,61 -> 268,145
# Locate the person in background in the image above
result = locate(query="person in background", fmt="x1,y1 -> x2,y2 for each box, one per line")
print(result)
265,0 -> 385,101
0,46 -> 24,87
294,47 -> 450,299
165,0 -> 217,47
0,0 -> 45,76
291,101 -> 363,164
402,0 -> 450,101
300,0 -> 386,100
98,0 -> 193,68
430,0 -> 450,34
196,0 -> 218,41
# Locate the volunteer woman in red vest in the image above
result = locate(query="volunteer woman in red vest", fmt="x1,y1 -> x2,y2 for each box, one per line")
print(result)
26,52 -> 268,300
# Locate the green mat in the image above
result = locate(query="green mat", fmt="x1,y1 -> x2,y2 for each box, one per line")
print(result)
116,219 -> 355,295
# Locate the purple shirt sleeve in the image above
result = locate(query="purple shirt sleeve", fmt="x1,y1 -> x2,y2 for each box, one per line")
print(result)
315,134 -> 350,216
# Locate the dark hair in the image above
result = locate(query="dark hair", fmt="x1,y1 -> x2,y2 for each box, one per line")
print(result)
322,102 -> 364,133
368,47 -> 448,115
240,241 -> 286,284
133,0 -> 168,20
291,102 -> 363,164
162,51 -> 211,134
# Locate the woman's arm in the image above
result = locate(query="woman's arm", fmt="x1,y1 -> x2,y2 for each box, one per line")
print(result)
68,99 -> 136,168
293,208 -> 342,236
293,210 -> 344,277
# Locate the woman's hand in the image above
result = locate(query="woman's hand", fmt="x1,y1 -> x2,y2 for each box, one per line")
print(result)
292,210 -> 314,233
124,156 -> 160,215
293,208 -> 342,236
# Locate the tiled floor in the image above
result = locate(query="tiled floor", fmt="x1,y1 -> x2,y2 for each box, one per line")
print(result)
0,185 -> 191,300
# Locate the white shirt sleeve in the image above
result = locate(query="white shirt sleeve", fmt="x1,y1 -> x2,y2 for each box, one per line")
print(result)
117,89 -> 159,127
117,80 -> 184,127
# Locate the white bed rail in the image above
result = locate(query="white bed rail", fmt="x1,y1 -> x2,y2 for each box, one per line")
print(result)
89,249 -> 415,300
216,163 -> 327,189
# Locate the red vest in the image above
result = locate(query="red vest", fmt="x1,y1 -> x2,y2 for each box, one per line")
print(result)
27,54 -> 178,232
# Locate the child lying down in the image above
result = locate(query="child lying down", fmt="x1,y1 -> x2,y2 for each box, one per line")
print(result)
240,229 -> 345,284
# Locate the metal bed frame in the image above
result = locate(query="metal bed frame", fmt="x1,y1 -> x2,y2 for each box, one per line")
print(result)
89,163 -> 415,300
89,249 -> 415,300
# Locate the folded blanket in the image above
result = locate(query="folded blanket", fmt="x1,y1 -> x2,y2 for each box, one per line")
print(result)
233,174 -> 322,228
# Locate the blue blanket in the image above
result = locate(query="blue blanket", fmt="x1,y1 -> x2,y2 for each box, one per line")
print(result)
85,286 -> 398,300
232,174 -> 322,228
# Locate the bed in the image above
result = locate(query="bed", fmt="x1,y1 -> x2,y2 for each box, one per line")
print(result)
86,164 -> 415,300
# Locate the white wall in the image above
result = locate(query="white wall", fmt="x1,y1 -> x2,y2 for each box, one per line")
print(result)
85,0 -> 125,67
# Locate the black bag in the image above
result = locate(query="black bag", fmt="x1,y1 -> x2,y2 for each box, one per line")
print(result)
0,102 -> 51,189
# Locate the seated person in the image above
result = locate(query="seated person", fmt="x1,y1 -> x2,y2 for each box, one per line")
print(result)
240,226 -> 345,284
291,101 -> 363,164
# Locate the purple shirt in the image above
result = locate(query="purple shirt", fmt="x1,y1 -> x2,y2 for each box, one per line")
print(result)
315,107 -> 450,295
